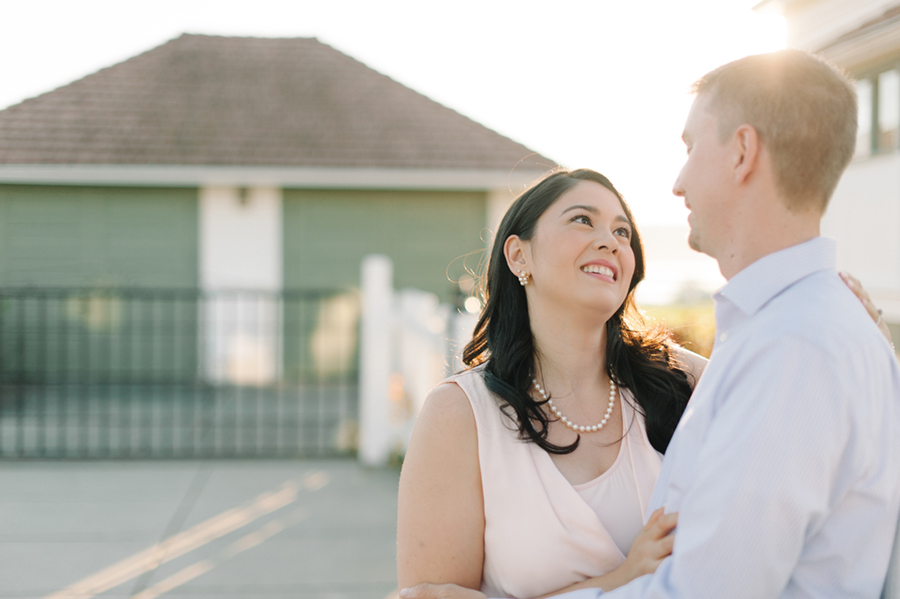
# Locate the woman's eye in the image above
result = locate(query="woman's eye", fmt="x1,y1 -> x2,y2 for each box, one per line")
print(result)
572,214 -> 592,226
615,227 -> 632,239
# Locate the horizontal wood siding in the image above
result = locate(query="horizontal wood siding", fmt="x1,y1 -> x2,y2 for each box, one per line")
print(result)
0,185 -> 198,287
0,185 -> 199,382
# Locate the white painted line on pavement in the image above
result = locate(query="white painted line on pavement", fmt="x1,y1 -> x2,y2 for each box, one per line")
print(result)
220,519 -> 286,559
304,470 -> 329,491
42,471 -> 328,599
131,515 -> 300,599
130,561 -> 215,599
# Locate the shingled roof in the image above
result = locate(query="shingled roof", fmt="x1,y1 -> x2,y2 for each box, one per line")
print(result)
0,34 -> 552,169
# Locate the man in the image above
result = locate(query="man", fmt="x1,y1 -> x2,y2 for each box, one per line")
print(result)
403,49 -> 900,598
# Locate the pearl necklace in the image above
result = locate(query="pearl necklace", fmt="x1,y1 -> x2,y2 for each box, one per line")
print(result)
532,376 -> 617,433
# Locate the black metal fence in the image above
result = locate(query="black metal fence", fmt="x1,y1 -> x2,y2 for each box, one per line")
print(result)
0,288 -> 359,458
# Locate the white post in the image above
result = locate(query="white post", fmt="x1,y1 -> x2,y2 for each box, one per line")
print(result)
359,254 -> 394,467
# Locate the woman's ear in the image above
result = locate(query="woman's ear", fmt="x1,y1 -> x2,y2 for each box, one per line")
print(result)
504,235 -> 529,275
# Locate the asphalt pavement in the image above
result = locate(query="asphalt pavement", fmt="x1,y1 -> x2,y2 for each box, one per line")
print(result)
0,459 -> 400,599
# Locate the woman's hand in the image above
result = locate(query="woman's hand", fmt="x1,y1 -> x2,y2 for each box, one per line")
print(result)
529,508 -> 679,597
839,272 -> 893,345
617,508 -> 678,584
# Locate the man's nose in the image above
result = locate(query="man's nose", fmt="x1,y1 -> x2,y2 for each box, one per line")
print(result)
672,171 -> 685,198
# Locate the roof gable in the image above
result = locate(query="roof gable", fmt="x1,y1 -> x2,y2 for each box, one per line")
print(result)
0,34 -> 553,170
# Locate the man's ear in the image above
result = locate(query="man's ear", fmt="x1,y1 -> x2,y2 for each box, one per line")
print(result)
732,124 -> 760,185
504,235 -> 528,275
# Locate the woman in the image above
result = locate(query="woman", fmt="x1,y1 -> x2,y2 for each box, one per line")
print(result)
397,169 -> 890,598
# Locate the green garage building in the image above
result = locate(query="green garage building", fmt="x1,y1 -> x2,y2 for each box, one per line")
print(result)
0,35 -> 550,458
0,34 -> 550,296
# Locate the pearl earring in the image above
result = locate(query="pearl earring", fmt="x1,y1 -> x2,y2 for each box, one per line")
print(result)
517,270 -> 530,286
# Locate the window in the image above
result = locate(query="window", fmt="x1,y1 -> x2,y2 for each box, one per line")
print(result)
857,79 -> 873,158
855,62 -> 900,158
878,69 -> 899,152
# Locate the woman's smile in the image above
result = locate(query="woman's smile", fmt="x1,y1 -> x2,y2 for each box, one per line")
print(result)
581,260 -> 618,283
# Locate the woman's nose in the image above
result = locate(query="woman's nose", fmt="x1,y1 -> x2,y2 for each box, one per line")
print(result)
595,229 -> 617,252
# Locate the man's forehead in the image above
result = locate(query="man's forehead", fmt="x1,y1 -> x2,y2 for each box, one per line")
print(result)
683,94 -> 716,137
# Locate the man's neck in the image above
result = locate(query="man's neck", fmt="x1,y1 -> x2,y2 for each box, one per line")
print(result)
716,198 -> 822,280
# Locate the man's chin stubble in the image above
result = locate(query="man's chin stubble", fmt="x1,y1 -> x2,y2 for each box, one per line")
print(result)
688,231 -> 703,253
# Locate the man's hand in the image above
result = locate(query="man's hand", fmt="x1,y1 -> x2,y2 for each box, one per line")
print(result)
400,583 -> 488,599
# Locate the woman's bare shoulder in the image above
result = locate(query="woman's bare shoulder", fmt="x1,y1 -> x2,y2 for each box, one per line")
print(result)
416,382 -> 475,433
403,382 -> 478,479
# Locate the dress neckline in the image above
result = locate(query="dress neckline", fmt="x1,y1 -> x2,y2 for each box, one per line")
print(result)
571,398 -> 632,490
527,389 -> 638,561
543,390 -> 631,489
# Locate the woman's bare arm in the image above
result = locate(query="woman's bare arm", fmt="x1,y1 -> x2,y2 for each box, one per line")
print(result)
401,508 -> 677,599
397,383 -> 485,590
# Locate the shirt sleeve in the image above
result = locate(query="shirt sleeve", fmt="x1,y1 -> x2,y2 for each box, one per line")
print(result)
596,336 -> 849,599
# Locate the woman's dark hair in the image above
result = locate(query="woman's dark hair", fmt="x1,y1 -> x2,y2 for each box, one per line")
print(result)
462,168 -> 692,454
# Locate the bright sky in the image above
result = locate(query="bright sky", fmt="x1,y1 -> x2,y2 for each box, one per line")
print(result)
0,0 -> 785,227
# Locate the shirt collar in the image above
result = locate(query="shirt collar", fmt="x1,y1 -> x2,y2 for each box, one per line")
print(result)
713,237 -> 836,318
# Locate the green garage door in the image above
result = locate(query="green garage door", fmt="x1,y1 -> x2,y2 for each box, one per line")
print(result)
282,189 -> 486,381
0,185 -> 197,287
0,185 -> 198,383
283,189 -> 486,297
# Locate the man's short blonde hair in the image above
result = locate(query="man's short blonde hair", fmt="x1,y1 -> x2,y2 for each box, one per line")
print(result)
692,50 -> 857,211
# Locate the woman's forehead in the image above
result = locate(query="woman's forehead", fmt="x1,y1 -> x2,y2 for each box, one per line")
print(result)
549,180 -> 628,218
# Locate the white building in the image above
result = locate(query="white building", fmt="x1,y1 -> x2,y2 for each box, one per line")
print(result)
756,0 -> 900,335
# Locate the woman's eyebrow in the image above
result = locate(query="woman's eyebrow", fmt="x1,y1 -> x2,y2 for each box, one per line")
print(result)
559,205 -> 631,225
560,204 -> 598,216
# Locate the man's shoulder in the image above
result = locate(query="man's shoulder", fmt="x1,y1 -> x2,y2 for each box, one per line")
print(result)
759,270 -> 880,348
748,269 -> 898,388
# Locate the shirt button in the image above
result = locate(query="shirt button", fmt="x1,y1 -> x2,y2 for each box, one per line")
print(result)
719,332 -> 729,342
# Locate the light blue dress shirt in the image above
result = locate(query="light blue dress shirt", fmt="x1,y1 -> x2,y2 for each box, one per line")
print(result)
565,237 -> 900,599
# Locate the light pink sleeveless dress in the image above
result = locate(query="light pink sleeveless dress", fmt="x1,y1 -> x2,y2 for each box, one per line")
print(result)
445,365 -> 663,599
